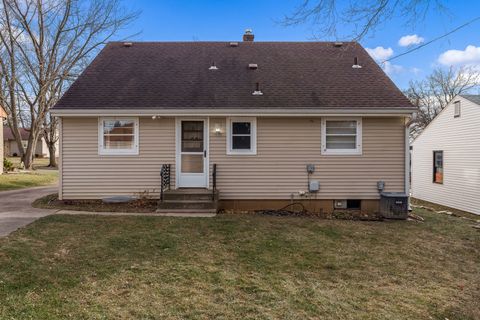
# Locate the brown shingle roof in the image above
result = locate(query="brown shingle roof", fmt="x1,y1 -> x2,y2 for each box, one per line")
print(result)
53,41 -> 414,111
3,127 -> 30,141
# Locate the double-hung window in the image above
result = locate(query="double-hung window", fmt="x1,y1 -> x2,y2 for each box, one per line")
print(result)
321,118 -> 362,155
99,117 -> 139,155
433,151 -> 443,184
227,117 -> 257,155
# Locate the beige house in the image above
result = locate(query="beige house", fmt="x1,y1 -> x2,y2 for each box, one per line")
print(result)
3,127 -> 56,158
51,32 -> 416,213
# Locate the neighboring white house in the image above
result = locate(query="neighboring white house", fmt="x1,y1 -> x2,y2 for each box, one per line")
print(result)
411,95 -> 480,215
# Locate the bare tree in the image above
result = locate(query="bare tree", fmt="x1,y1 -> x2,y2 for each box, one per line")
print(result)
405,67 -> 480,138
0,0 -> 138,169
283,0 -> 448,40
43,112 -> 58,167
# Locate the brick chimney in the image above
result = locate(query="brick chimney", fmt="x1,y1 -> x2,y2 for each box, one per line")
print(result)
243,29 -> 254,42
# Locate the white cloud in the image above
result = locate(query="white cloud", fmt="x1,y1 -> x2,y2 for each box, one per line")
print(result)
366,46 -> 404,75
438,45 -> 480,66
366,46 -> 394,61
411,67 -> 422,75
383,61 -> 404,75
398,34 -> 424,47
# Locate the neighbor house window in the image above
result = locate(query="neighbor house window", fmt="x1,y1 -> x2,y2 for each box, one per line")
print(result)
433,151 -> 443,184
321,118 -> 362,155
454,101 -> 461,117
99,117 -> 139,155
226,117 -> 257,155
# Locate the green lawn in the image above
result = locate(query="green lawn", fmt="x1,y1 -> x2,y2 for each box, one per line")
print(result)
0,210 -> 479,319
0,171 -> 58,191
6,156 -> 54,169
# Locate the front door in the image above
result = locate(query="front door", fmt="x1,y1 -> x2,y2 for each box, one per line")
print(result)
176,119 -> 208,188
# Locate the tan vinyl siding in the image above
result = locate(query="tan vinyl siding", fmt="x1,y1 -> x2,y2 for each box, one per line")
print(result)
209,117 -> 405,200
61,116 -> 405,200
62,117 -> 175,199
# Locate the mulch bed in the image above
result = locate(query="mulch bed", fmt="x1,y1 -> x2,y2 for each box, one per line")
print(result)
252,203 -> 384,221
33,194 -> 158,213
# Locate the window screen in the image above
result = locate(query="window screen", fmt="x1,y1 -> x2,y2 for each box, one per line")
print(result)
325,120 -> 357,150
103,119 -> 135,150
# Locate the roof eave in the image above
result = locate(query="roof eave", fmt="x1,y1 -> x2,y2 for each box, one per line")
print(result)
51,107 -> 416,117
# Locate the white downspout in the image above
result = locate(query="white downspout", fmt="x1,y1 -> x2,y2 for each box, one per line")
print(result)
58,117 -> 63,200
404,116 -> 411,209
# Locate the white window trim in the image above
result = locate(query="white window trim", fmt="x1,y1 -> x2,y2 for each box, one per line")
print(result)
454,101 -> 461,118
226,117 -> 257,155
321,117 -> 362,155
98,117 -> 139,156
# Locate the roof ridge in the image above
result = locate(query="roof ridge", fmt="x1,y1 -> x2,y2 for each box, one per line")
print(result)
107,41 -> 358,44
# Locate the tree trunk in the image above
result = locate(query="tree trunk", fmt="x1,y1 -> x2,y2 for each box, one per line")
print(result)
22,147 -> 34,170
48,143 -> 57,167
22,133 -> 39,170
22,142 -> 34,169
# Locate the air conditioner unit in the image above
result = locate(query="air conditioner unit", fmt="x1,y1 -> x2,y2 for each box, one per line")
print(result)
380,192 -> 408,219
334,200 -> 347,209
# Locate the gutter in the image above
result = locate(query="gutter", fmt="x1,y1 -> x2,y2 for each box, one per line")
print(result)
51,108 -> 416,117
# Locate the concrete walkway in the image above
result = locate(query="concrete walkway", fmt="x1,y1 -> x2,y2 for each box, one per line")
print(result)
0,185 -> 57,236
0,186 -> 216,237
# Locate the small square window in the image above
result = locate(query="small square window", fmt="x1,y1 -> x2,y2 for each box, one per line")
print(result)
227,117 -> 256,155
321,118 -> 362,155
99,117 -> 139,155
454,101 -> 461,118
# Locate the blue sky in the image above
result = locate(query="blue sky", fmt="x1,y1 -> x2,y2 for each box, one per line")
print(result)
118,0 -> 480,90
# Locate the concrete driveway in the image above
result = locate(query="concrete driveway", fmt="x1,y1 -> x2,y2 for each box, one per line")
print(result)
0,186 -> 57,236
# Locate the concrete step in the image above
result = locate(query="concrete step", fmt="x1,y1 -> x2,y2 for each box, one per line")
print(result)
158,200 -> 218,210
163,199 -> 215,204
163,189 -> 219,201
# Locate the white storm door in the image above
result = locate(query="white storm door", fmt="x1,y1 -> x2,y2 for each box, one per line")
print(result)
176,119 -> 208,188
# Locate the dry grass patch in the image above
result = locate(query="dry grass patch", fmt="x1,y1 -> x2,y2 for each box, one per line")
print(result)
0,210 -> 479,319
0,171 -> 58,191
6,157 -> 56,170
411,197 -> 479,220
